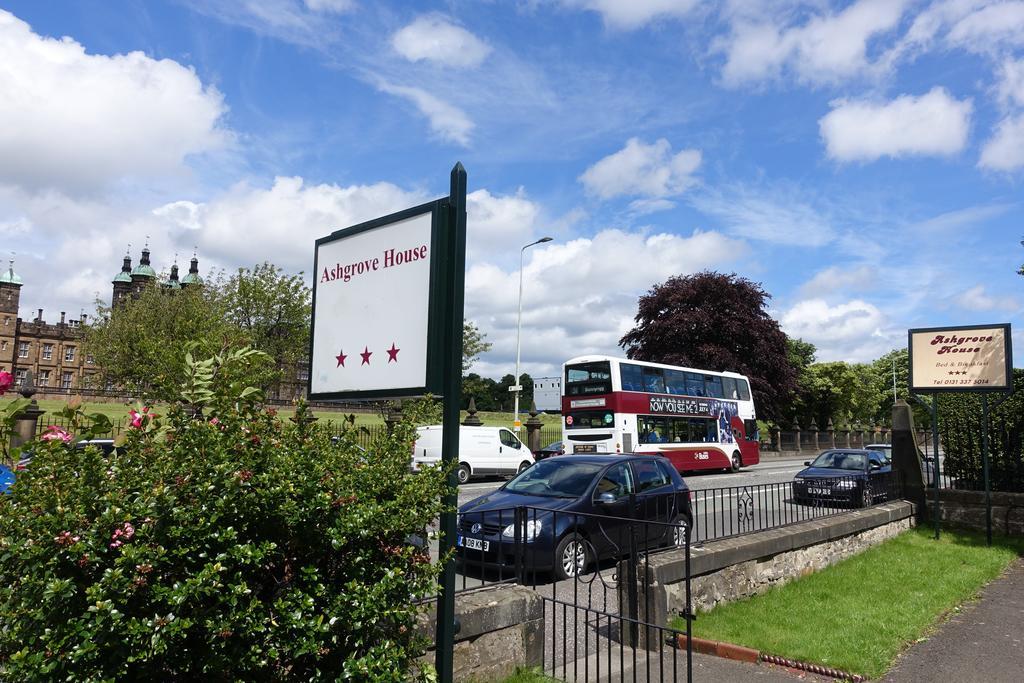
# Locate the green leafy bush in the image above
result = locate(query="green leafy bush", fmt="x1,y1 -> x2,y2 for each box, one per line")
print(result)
0,349 -> 449,681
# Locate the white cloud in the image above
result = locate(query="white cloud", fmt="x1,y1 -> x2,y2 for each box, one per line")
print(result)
780,298 -> 893,362
376,82 -> 474,146
798,265 -> 878,297
559,0 -> 700,30
979,114 -> 1024,170
466,188 -> 543,260
819,87 -> 973,162
303,0 -> 353,13
996,58 -> 1024,107
717,0 -> 909,87
0,10 -> 230,194
465,227 -> 747,375
690,185 -> 836,247
955,285 -> 1018,311
579,138 -> 701,200
947,1 -> 1024,53
391,16 -> 491,68
164,176 -> 428,271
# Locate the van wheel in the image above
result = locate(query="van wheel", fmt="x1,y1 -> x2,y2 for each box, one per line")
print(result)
456,463 -> 471,485
518,461 -> 532,474
731,451 -> 742,472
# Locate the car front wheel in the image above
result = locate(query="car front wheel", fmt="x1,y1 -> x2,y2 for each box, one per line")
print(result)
456,463 -> 471,485
518,461 -> 532,474
731,451 -> 742,472
860,484 -> 873,508
553,533 -> 589,581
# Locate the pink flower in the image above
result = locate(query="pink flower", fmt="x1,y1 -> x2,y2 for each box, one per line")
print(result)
209,417 -> 219,426
0,370 -> 12,396
129,409 -> 144,429
109,521 -> 135,549
41,425 -> 72,443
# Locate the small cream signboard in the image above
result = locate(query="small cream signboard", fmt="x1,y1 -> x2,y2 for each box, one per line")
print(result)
909,324 -> 1012,392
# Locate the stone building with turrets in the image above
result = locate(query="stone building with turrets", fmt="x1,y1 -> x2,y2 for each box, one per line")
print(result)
0,249 -> 202,393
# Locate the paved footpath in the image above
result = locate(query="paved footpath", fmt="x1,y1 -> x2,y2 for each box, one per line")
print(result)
882,557 -> 1024,683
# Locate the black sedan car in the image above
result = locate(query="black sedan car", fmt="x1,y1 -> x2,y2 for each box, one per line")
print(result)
793,449 -> 891,508
532,440 -> 565,460
457,454 -> 692,580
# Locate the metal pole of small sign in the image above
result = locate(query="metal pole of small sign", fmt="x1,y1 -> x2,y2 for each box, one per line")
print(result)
981,394 -> 991,546
930,395 -> 941,541
435,163 -> 466,683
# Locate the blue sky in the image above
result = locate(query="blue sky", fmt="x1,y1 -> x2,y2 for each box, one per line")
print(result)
1,0 -> 1023,379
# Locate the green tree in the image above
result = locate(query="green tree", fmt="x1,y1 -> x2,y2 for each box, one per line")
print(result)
797,361 -> 881,428
619,271 -> 798,421
462,373 -> 498,411
222,262 -> 311,372
82,282 -> 259,401
462,320 -> 492,372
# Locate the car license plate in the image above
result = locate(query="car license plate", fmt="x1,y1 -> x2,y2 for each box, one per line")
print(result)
809,487 -> 829,495
574,444 -> 597,453
457,536 -> 489,552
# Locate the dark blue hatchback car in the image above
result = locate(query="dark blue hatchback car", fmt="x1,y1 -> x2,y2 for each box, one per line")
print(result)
457,454 -> 692,580
793,449 -> 892,508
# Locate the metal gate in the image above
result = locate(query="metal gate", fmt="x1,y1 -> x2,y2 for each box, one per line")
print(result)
519,504 -> 694,682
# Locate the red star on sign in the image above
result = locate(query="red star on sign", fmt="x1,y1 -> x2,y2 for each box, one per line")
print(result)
336,349 -> 347,367
387,342 -> 400,363
360,346 -> 372,365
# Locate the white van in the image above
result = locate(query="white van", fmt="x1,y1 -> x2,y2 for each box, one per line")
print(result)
412,425 -> 535,484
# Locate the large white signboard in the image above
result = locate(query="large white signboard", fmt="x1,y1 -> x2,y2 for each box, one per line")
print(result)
909,324 -> 1012,392
310,205 -> 437,398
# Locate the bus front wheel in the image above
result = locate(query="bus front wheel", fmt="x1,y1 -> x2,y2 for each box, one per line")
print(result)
730,451 -> 742,473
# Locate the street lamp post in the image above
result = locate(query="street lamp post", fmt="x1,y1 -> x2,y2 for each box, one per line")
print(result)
512,236 -> 553,432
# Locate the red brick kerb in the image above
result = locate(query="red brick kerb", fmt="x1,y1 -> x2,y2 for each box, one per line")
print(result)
676,635 -> 866,682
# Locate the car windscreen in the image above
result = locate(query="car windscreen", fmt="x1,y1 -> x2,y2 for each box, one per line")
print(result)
504,460 -> 603,498
810,451 -> 867,471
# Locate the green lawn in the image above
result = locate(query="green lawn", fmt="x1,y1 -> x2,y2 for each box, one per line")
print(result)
670,527 -> 1024,679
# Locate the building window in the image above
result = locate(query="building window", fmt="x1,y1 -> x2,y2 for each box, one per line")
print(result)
297,367 -> 310,381
15,369 -> 26,386
86,354 -> 94,365
18,342 -> 29,357
38,369 -> 50,387
3,317 -> 8,326
42,343 -> 53,360
0,341 -> 6,351
61,371 -> 73,389
64,346 -> 75,362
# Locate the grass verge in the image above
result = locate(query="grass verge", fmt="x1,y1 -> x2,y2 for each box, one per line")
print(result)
670,527 -> 1023,679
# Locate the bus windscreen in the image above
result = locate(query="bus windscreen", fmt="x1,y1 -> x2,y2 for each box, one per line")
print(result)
565,361 -> 612,396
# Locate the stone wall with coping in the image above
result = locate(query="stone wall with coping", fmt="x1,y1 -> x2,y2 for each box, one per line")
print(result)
417,584 -> 544,681
621,501 -> 916,649
926,489 -> 1024,537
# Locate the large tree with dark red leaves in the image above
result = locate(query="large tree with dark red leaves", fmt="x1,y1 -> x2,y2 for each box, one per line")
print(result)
619,271 -> 798,421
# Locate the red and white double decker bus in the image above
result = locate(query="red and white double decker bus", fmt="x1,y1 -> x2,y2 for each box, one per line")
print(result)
561,355 -> 760,473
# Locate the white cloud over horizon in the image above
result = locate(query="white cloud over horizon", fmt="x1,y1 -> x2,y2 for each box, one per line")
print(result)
559,0 -> 700,30
376,81 -> 475,146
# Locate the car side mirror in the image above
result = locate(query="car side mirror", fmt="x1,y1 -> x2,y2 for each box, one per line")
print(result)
804,461 -> 811,466
595,492 -> 616,505
870,463 -> 882,470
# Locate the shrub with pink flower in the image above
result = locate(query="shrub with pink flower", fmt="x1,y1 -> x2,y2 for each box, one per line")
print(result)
0,370 -> 13,396
40,425 -> 72,443
128,405 -> 158,430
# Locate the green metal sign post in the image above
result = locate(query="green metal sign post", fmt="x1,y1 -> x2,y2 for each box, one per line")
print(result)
307,163 -> 467,681
435,163 -> 466,682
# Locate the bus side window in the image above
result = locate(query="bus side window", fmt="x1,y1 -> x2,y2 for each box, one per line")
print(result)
685,372 -> 704,396
737,379 -> 751,401
722,377 -> 738,400
643,368 -> 666,393
621,363 -> 644,391
704,375 -> 724,398
665,370 -> 687,395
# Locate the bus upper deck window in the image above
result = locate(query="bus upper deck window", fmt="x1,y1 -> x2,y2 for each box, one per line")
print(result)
723,377 -> 738,400
737,379 -> 751,401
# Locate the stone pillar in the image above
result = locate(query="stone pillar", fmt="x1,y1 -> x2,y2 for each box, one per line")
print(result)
793,421 -> 801,454
843,424 -> 852,448
11,400 -> 45,456
385,399 -> 403,434
826,418 -> 836,449
810,418 -> 819,451
773,426 -> 782,452
892,399 -> 926,510
462,397 -> 483,426
525,402 -> 543,453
